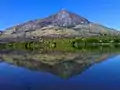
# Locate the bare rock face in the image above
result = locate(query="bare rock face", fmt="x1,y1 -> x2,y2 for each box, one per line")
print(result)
0,31 -> 2,34
52,9 -> 90,26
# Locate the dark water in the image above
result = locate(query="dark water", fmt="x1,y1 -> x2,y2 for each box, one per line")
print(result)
0,50 -> 120,90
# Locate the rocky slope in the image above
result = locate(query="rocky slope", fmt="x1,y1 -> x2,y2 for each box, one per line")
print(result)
0,9 -> 120,42
0,31 -> 2,35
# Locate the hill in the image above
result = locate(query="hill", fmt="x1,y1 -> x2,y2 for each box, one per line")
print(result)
0,9 -> 120,42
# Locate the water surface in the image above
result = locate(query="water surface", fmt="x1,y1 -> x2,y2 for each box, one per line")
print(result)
0,50 -> 120,90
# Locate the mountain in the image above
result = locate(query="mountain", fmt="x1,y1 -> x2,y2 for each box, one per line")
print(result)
0,9 -> 120,42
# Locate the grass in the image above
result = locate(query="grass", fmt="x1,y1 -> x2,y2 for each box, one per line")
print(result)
0,36 -> 120,52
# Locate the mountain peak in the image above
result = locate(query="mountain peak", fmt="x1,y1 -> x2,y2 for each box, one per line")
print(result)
59,8 -> 67,12
1,9 -> 120,41
5,10 -> 90,32
58,9 -> 70,14
57,9 -> 71,19
54,9 -> 90,26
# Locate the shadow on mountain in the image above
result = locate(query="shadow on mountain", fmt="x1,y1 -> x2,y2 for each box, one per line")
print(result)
0,48 -> 120,79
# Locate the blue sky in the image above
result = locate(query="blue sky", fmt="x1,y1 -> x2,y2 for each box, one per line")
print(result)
0,0 -> 120,30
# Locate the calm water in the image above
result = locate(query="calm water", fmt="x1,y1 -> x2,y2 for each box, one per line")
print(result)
0,50 -> 120,90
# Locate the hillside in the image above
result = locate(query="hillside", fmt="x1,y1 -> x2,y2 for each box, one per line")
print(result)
0,9 -> 120,42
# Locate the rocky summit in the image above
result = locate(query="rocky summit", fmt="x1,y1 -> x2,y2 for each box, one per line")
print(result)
0,9 -> 120,42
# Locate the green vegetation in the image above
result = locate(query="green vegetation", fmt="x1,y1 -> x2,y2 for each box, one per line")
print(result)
0,36 -> 120,51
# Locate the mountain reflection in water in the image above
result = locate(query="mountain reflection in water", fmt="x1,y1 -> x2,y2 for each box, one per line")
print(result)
0,47 -> 119,79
